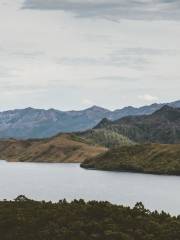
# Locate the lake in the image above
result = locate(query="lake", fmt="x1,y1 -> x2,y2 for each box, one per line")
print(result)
0,160 -> 180,215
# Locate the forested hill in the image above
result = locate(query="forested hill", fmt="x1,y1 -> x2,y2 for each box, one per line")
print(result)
0,196 -> 179,240
95,106 -> 180,144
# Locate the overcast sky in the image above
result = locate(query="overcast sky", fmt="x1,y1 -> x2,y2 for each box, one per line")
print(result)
0,0 -> 179,111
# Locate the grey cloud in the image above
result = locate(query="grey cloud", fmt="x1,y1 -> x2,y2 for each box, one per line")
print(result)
96,76 -> 139,82
11,50 -> 45,59
114,48 -> 180,56
55,47 -> 179,69
23,0 -> 180,21
0,66 -> 18,78
55,57 -> 101,66
108,48 -> 180,68
0,80 -> 49,93
55,55 -> 148,69
0,46 -> 45,60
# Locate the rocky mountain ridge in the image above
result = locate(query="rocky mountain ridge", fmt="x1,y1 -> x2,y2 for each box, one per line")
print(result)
95,105 -> 180,144
0,100 -> 179,139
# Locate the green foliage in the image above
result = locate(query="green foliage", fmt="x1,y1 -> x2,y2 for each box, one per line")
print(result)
81,144 -> 180,175
0,196 -> 180,240
78,129 -> 134,148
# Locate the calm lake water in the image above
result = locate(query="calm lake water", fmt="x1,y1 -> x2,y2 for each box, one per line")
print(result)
0,160 -> 180,215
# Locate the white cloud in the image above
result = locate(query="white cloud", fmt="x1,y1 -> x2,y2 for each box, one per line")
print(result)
138,94 -> 159,102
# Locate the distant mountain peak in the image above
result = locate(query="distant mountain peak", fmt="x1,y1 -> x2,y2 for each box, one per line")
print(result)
24,107 -> 35,111
153,105 -> 179,115
88,105 -> 109,111
123,106 -> 136,110
89,105 -> 101,110
94,118 -> 112,129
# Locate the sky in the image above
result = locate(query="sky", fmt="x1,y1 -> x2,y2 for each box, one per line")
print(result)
0,0 -> 180,111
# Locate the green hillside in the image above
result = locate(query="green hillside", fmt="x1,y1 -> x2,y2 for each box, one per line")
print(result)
81,144 -> 180,175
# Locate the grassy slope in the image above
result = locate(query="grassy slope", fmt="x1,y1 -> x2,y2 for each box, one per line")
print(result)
78,128 -> 134,148
0,134 -> 107,163
81,144 -> 180,175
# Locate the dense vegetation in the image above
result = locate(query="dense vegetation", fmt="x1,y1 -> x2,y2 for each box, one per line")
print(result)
0,134 -> 106,163
95,106 -> 180,144
78,129 -> 134,148
81,144 -> 180,175
0,196 -> 180,240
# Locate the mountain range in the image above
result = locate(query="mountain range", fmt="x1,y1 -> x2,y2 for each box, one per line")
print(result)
0,100 -> 179,139
0,105 -> 179,163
